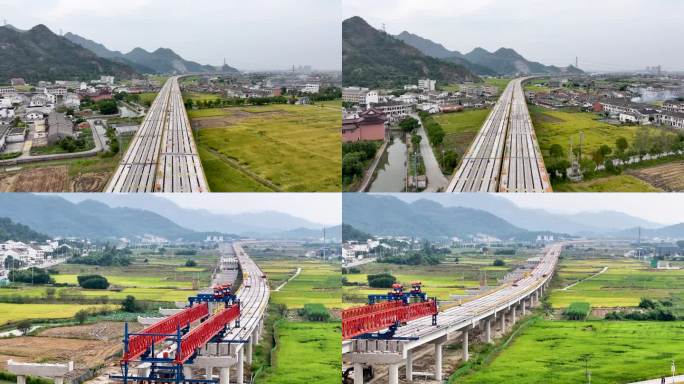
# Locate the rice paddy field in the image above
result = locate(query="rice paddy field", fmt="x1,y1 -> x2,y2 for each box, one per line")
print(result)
459,320 -> 684,384
531,106 -> 678,159
433,108 -> 491,160
0,250 -> 218,306
552,174 -> 662,192
189,102 -> 341,192
0,303 -> 115,326
257,259 -> 342,309
342,251 -> 534,307
550,256 -> 684,312
259,321 -> 341,384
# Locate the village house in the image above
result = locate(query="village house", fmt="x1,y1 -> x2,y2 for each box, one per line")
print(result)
342,108 -> 387,142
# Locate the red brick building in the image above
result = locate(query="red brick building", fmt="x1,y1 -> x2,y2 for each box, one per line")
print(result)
342,108 -> 387,142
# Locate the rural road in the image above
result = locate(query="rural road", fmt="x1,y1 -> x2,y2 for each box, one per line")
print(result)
413,114 -> 448,192
627,374 -> 684,384
275,267 -> 301,291
561,266 -> 608,291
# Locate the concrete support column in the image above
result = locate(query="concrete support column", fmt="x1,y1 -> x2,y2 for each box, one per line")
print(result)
237,346 -> 244,384
246,339 -> 253,365
219,367 -> 230,384
53,378 -> 64,384
183,366 -> 193,380
435,342 -> 444,382
16,376 -> 25,384
388,363 -> 399,384
463,330 -> 470,362
353,363 -> 364,384
405,349 -> 414,382
206,366 -> 213,380
522,300 -> 527,316
485,318 -> 492,343
500,312 -> 506,333
512,305 -> 517,324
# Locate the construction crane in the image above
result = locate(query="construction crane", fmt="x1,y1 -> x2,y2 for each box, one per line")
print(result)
342,282 -> 437,340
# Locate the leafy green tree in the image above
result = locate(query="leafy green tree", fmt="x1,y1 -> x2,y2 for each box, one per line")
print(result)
121,295 -> 142,313
185,260 -> 197,267
367,273 -> 396,288
549,144 -> 564,159
16,319 -> 32,335
411,134 -> 422,147
75,309 -> 89,324
493,259 -> 506,267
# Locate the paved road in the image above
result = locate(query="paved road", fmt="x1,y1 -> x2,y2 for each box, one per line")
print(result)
447,77 -> 551,192
414,114 -> 448,192
628,375 -> 684,384
105,76 -> 208,192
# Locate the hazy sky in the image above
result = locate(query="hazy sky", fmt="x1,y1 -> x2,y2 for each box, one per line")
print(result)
501,194 -> 684,225
391,193 -> 684,225
60,193 -> 341,226
344,0 -> 684,72
0,0 -> 341,70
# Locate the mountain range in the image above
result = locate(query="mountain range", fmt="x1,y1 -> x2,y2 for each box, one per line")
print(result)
343,194 -> 559,241
395,30 -> 583,77
59,194 -> 333,236
0,24 -> 137,83
342,16 -> 481,88
394,194 -> 661,235
64,32 -> 239,75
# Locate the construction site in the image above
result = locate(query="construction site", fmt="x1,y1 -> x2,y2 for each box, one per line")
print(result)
2,242 -> 269,384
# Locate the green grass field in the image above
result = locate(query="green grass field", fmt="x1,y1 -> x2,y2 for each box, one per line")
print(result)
258,260 -> 341,309
0,303 -> 115,326
485,78 -> 513,91
342,254 -> 526,306
138,92 -> 158,105
190,104 -> 341,192
259,321 -> 341,384
531,106 -> 678,159
0,251 -> 217,304
459,320 -> 684,384
550,257 -> 684,311
552,174 -> 662,192
183,92 -> 223,102
433,109 -> 491,158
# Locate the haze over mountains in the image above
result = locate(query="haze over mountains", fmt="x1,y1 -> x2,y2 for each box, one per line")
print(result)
60,194 -> 335,236
64,32 -> 239,75
395,194 -> 661,235
395,30 -> 583,77
344,194 -> 684,241
0,194 -> 339,242
342,16 -> 481,88
343,194 -> 558,241
0,24 -> 237,83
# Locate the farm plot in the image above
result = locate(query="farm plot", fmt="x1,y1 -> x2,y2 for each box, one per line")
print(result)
189,104 -> 341,192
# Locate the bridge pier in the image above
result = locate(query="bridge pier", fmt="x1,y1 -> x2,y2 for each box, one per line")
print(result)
245,339 -> 253,365
353,363 -> 364,384
485,318 -> 492,343
511,305 -> 517,324
388,363 -> 399,384
219,367 -> 230,384
237,347 -> 244,384
462,329 -> 470,362
500,311 -> 506,333
522,299 -> 527,316
434,340 -> 445,381
405,349 -> 413,381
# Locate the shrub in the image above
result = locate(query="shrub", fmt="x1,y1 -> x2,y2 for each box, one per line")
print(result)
367,273 -> 396,288
121,295 -> 142,312
75,309 -> 89,324
185,259 -> 198,267
298,303 -> 330,321
77,274 -> 110,289
563,302 -> 591,320
493,259 -> 506,267
9,267 -> 53,284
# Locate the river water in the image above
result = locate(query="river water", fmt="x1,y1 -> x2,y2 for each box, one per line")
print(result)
369,134 -> 407,192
